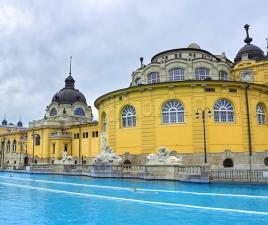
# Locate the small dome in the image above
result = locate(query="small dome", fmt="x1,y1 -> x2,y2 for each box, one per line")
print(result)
234,44 -> 265,63
234,24 -> 265,63
17,121 -> 23,127
187,43 -> 201,49
52,88 -> 87,105
2,119 -> 7,126
52,74 -> 87,105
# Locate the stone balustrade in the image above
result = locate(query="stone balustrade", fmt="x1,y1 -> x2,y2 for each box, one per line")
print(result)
50,132 -> 72,139
29,163 -> 210,182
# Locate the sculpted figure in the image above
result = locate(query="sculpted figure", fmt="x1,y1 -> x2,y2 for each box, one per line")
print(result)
147,147 -> 182,165
54,150 -> 74,164
94,146 -> 122,164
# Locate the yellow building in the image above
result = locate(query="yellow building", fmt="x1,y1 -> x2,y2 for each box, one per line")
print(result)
0,66 -> 99,167
1,24 -> 268,169
95,25 -> 268,168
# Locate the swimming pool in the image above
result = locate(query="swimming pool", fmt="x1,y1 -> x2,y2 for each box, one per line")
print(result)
0,172 -> 268,225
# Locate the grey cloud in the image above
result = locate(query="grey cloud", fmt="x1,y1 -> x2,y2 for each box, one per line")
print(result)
0,0 -> 267,125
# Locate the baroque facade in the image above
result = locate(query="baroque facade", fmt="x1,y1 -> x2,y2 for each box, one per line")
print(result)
1,25 -> 268,169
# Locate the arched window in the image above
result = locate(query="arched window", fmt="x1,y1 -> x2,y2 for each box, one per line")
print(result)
223,158 -> 234,168
148,72 -> 160,84
162,100 -> 184,124
256,103 -> 266,125
74,108 -> 85,116
34,134 -> 40,146
122,105 -> 136,128
12,140 -> 16,153
50,108 -> 57,116
214,99 -> 234,123
219,70 -> 229,80
169,68 -> 184,81
6,140 -> 10,153
195,67 -> 209,80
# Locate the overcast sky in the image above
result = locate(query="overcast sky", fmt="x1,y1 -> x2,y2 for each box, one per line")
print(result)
0,0 -> 267,126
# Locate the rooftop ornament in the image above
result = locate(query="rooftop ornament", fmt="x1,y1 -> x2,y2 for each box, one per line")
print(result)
244,24 -> 253,45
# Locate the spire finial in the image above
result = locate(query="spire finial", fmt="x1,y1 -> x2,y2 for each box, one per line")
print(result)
140,57 -> 144,67
69,56 -> 72,75
244,24 -> 253,45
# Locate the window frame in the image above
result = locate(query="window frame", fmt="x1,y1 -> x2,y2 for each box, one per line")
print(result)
219,70 -> 229,81
195,67 -> 209,80
147,72 -> 160,84
50,108 -> 57,116
162,100 -> 185,124
74,108 -> 85,117
256,103 -> 266,125
168,68 -> 185,81
121,105 -> 136,128
214,99 -> 235,123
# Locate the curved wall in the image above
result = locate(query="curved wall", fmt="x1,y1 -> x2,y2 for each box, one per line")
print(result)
96,81 -> 268,165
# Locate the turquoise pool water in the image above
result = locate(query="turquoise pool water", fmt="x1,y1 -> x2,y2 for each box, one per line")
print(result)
0,172 -> 268,225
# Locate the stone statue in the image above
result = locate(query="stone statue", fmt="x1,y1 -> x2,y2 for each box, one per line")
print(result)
94,146 -> 122,164
101,132 -> 107,151
54,150 -> 74,165
146,147 -> 182,165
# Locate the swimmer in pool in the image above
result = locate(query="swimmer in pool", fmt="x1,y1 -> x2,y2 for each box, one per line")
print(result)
131,188 -> 158,194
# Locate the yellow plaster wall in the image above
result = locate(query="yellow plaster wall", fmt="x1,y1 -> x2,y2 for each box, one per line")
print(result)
97,81 -> 268,156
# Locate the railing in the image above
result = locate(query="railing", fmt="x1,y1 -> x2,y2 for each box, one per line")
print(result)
132,74 -> 234,87
27,163 -> 208,181
122,165 -> 144,172
176,165 -> 210,175
211,169 -> 268,183
50,132 -> 72,139
31,164 -> 52,169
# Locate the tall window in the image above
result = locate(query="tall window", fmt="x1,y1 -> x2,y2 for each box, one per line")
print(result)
162,100 -> 184,124
6,140 -> 10,153
50,108 -> 57,116
219,70 -> 229,80
12,140 -> 16,153
195,67 -> 209,80
52,143 -> 56,154
168,68 -> 184,81
256,103 -> 266,125
74,108 -> 85,116
122,105 -> 136,128
214,99 -> 234,123
148,72 -> 160,84
34,134 -> 41,146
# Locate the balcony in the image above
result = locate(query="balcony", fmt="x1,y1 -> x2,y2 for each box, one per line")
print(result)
50,132 -> 72,139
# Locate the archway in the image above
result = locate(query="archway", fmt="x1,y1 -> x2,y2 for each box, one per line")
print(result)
223,158 -> 233,168
123,159 -> 131,169
24,156 -> 29,166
